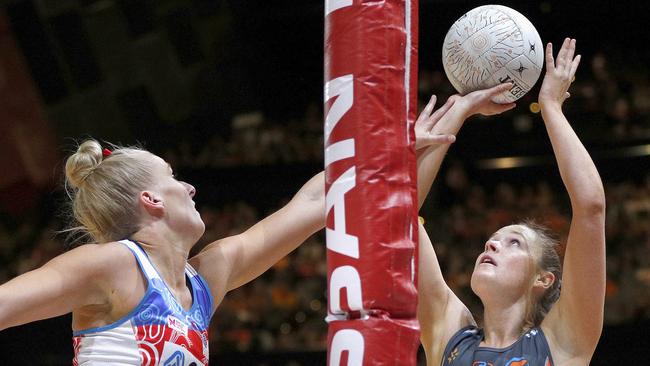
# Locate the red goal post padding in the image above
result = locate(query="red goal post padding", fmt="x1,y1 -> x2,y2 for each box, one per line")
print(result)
324,0 -> 420,365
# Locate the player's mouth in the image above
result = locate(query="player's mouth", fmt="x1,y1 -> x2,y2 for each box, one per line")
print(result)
479,254 -> 497,266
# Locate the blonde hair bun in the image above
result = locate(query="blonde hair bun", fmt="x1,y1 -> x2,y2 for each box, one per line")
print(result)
65,140 -> 104,188
62,139 -> 155,243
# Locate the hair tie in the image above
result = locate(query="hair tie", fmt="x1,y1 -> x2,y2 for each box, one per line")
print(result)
102,148 -> 112,157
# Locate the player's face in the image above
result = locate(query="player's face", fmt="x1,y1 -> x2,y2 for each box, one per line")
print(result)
470,225 -> 539,301
148,155 -> 205,241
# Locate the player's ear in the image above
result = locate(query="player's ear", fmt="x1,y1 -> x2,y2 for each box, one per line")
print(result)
139,190 -> 164,217
534,271 -> 555,290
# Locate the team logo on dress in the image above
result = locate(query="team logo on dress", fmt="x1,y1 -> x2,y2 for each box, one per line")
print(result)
505,357 -> 529,366
199,330 -> 210,359
447,347 -> 460,363
168,315 -> 189,336
525,329 -> 538,338
164,350 -> 185,366
160,342 -> 204,366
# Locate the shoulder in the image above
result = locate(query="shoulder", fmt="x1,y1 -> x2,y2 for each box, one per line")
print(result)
540,322 -> 594,365
68,242 -> 147,298
438,326 -> 481,366
63,241 -> 135,266
524,327 -> 552,347
189,236 -> 240,273
52,241 -> 139,283
422,299 -> 477,366
69,242 -> 149,327
189,236 -> 241,305
447,325 -> 481,346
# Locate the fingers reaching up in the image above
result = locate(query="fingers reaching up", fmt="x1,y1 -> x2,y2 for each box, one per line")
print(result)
540,38 -> 581,107
415,95 -> 457,151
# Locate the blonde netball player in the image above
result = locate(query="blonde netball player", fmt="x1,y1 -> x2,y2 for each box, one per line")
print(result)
0,141 -> 327,364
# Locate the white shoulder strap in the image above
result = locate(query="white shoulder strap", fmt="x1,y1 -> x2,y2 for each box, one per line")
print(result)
118,239 -> 160,280
185,262 -> 198,278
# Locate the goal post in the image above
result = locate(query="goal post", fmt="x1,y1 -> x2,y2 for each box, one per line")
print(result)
324,0 -> 420,364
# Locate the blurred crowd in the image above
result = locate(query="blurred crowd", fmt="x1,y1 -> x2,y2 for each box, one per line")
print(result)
162,104 -> 324,170
0,50 -> 649,354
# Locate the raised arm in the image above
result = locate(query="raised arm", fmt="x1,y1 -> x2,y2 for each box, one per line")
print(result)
415,88 -> 514,364
190,172 -> 325,305
538,39 -> 606,361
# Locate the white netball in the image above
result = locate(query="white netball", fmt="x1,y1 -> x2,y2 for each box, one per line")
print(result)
441,5 -> 544,103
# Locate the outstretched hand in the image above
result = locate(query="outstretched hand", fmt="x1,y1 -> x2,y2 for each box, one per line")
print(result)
456,83 -> 517,117
415,95 -> 457,151
415,84 -> 516,151
539,38 -> 581,109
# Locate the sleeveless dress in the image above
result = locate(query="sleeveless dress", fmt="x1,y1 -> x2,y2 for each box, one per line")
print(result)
442,326 -> 554,366
73,240 -> 214,365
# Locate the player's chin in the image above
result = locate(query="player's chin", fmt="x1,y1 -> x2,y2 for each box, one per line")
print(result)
472,264 -> 497,277
191,220 -> 206,242
470,268 -> 501,294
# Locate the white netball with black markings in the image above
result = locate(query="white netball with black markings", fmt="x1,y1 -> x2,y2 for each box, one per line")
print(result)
442,5 -> 544,103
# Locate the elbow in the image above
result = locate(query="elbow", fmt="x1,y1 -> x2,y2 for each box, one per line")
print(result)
586,193 -> 606,214
572,179 -> 606,217
295,173 -> 326,229
301,171 -> 325,203
574,194 -> 606,218
298,197 -> 325,233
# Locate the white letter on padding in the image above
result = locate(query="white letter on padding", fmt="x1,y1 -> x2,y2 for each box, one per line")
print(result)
330,265 -> 363,314
329,329 -> 364,366
324,74 -> 353,143
325,0 -> 353,17
325,167 -> 359,258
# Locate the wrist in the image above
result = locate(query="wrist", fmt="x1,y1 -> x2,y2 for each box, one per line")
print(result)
539,101 -> 562,111
416,144 -> 435,157
539,104 -> 563,119
452,98 -> 474,118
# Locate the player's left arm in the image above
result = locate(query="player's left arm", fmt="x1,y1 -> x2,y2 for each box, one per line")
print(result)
539,39 -> 606,361
190,172 -> 325,306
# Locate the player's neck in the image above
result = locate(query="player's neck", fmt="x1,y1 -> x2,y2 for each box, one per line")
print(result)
481,299 -> 528,348
130,226 -> 192,291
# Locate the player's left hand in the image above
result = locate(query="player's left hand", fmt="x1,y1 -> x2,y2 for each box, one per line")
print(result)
415,95 -> 457,151
539,37 -> 581,109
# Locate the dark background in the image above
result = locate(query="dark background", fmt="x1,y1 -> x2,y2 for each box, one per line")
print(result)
0,0 -> 649,364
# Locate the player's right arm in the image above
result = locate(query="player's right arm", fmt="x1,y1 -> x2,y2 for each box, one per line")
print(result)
0,243 -> 124,331
418,221 -> 475,364
416,84 -> 515,208
415,86 -> 515,364
190,171 -> 325,310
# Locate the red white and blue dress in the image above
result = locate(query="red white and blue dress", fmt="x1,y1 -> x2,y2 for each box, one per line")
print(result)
72,240 -> 214,365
